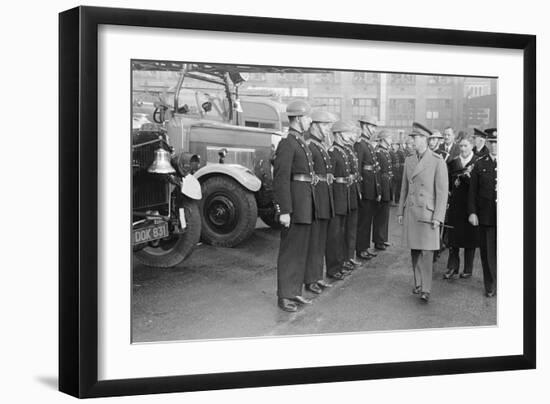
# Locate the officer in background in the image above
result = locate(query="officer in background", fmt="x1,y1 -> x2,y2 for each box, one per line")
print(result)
326,121 -> 355,280
473,128 -> 490,158
273,100 -> 316,312
373,130 -> 394,250
354,116 -> 381,260
440,126 -> 460,161
305,110 -> 335,294
468,128 -> 497,297
342,126 -> 362,270
429,130 -> 449,161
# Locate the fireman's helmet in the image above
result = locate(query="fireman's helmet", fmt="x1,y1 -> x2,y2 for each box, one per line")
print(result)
286,100 -> 312,117
331,120 -> 356,133
310,110 -> 335,123
358,116 -> 378,126
376,130 -> 393,141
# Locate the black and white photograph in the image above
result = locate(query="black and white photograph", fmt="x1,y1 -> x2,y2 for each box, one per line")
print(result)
131,60 -> 498,343
1,0 -> 540,402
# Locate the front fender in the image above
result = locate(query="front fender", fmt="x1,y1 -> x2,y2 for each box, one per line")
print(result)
194,164 -> 261,192
180,174 -> 202,200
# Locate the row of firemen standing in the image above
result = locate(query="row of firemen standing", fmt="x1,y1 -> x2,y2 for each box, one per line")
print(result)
272,100 -> 497,312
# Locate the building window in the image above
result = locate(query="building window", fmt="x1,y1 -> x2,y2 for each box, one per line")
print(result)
314,72 -> 340,84
277,73 -> 304,83
352,98 -> 379,119
389,74 -> 416,85
428,76 -> 452,85
426,98 -> 452,126
352,72 -> 380,84
388,99 -> 415,127
248,73 -> 266,82
312,97 -> 342,115
465,84 -> 491,98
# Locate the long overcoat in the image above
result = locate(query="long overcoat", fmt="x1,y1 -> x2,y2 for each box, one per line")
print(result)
398,149 -> 449,250
446,155 -> 479,248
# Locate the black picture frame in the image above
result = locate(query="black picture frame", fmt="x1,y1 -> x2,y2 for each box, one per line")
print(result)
59,5 -> 536,398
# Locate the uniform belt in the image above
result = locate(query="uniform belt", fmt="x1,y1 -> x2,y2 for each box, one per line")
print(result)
292,174 -> 314,183
362,164 -> 375,171
316,174 -> 334,185
334,175 -> 354,185
334,176 -> 349,184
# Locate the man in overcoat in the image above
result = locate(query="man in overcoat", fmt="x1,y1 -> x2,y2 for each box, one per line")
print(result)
273,100 -> 316,312
354,116 -> 381,260
444,134 -> 479,279
397,122 -> 449,302
468,128 -> 497,297
304,110 -> 335,294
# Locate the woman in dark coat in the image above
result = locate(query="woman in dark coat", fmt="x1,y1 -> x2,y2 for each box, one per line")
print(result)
444,134 -> 480,279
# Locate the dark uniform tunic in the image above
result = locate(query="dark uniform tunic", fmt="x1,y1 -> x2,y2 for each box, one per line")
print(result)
354,136 -> 381,254
273,128 -> 317,299
468,154 -> 497,294
393,148 -> 405,203
373,143 -> 393,246
343,145 -> 360,261
305,137 -> 334,284
446,155 -> 479,274
326,143 -> 351,276
474,145 -> 490,159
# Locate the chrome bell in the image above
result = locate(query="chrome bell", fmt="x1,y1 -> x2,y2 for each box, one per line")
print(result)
148,148 -> 176,174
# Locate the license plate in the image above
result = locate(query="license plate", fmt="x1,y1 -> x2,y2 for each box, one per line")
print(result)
133,222 -> 169,245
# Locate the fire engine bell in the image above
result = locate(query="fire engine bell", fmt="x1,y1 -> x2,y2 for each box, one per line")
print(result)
148,148 -> 176,174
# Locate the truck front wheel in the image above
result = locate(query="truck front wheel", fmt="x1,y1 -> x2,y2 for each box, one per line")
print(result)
134,197 -> 201,268
200,176 -> 257,247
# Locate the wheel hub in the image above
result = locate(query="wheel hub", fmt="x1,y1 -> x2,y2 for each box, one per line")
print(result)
205,194 -> 238,233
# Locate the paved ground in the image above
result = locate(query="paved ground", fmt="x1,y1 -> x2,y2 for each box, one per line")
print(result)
132,206 -> 496,343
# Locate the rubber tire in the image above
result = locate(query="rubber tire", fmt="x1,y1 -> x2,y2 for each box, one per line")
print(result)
134,198 -> 201,268
200,176 -> 257,247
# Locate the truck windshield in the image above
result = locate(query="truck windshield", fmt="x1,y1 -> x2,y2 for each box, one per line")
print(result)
177,77 -> 228,122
